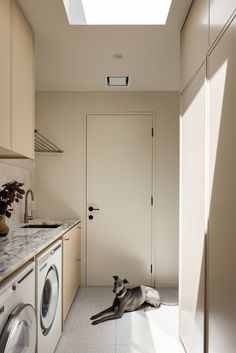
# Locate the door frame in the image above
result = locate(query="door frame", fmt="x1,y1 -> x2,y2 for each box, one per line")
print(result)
80,111 -> 157,287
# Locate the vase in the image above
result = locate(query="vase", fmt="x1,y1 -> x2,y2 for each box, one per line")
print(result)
0,215 -> 9,236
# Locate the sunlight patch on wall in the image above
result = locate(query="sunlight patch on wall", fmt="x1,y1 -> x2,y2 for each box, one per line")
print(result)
208,59 -> 228,208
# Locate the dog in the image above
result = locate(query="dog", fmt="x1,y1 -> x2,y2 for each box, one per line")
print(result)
90,275 -> 161,325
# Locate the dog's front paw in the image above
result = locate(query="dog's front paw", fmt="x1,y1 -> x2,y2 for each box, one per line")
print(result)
90,314 -> 99,320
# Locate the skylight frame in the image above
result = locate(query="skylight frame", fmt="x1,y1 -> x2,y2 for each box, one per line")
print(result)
63,0 -> 173,25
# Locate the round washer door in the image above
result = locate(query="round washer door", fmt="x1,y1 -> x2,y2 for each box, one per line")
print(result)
40,265 -> 59,335
0,304 -> 36,353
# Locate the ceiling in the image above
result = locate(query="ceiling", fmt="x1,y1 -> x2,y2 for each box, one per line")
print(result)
18,0 -> 192,91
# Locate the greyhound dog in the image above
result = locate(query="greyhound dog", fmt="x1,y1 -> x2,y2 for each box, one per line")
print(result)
90,275 -> 161,325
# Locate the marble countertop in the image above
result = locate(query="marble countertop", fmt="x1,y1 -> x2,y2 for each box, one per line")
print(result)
0,218 -> 81,282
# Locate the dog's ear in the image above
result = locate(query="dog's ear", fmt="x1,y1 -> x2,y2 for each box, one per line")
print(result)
123,279 -> 129,284
112,275 -> 118,280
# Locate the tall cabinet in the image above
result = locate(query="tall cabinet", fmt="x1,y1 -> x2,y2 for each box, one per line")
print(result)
0,0 -> 34,159
207,16 -> 236,353
180,64 -> 206,353
180,1 -> 236,353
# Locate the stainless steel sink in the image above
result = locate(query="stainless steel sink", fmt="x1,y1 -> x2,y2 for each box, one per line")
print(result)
21,224 -> 61,229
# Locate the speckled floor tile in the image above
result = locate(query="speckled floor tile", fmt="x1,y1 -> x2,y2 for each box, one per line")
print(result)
55,287 -> 184,353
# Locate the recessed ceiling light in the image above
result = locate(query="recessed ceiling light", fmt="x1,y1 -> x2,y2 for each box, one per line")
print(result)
63,0 -> 173,25
106,76 -> 129,87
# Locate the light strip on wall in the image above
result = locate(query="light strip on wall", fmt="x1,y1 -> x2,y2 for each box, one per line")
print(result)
63,0 -> 173,25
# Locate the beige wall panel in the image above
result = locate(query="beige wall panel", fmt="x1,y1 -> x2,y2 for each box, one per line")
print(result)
181,0 -> 209,92
210,0 -> 236,46
208,16 -> 236,353
12,0 -> 34,158
35,91 -> 179,287
179,65 -> 206,353
0,0 -> 11,150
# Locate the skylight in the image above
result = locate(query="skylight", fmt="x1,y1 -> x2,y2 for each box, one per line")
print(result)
63,0 -> 173,25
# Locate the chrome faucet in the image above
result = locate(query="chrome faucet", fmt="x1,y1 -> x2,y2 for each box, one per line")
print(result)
24,189 -> 34,223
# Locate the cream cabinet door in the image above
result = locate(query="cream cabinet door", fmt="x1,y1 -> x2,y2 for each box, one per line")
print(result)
181,0 -> 209,92
210,0 -> 236,46
207,16 -> 236,353
0,0 -> 11,151
63,225 -> 81,321
74,226 -> 81,291
179,64 -> 206,353
12,0 -> 34,159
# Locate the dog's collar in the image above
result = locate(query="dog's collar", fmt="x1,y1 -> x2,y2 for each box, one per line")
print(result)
117,288 -> 127,299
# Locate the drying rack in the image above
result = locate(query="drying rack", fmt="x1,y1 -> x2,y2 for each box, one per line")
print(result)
34,129 -> 63,153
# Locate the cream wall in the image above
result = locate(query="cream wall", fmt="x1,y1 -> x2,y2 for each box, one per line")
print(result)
0,159 -> 34,227
35,91 -> 179,287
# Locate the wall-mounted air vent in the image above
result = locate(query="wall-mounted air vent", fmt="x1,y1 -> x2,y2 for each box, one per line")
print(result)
106,76 -> 129,87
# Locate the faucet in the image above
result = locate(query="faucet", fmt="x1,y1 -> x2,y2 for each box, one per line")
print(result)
24,189 -> 34,223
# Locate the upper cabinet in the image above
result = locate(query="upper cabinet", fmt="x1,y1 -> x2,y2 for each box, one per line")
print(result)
0,0 -> 34,159
0,0 -> 11,151
181,0 -> 209,92
210,0 -> 236,46
12,1 -> 34,159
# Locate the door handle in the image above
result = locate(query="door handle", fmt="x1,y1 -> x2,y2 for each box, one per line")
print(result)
88,206 -> 100,212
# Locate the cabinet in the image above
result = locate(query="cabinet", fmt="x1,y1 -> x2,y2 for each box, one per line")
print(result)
12,0 -> 34,159
0,0 -> 34,159
181,0 -> 208,92
0,0 -> 11,151
179,64 -> 206,353
210,0 -> 236,46
207,16 -> 236,353
62,224 -> 81,321
180,6 -> 236,353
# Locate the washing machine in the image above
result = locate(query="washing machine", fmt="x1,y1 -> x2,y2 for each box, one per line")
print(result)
0,262 -> 36,353
36,240 -> 62,353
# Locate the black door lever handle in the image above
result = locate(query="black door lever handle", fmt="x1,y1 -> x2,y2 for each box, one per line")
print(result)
88,206 -> 100,212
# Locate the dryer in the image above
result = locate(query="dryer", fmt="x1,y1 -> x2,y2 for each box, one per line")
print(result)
0,262 -> 36,353
36,240 -> 62,353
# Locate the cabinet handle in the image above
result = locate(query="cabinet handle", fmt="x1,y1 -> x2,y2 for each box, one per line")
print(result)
64,238 -> 69,241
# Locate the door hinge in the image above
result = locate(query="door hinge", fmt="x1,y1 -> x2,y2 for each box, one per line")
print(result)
150,264 -> 153,273
151,196 -> 153,206
151,128 -> 154,137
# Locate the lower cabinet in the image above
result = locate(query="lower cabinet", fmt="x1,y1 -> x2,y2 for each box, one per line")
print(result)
62,224 -> 81,322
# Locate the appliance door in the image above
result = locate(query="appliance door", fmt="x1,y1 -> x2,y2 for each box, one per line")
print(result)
40,265 -> 59,335
0,304 -> 36,353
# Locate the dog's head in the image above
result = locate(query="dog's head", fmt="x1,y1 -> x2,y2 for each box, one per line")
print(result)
112,275 -> 129,294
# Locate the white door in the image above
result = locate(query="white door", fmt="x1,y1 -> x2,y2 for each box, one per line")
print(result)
86,114 -> 153,286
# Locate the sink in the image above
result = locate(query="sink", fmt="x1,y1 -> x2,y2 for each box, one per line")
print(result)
21,224 -> 61,229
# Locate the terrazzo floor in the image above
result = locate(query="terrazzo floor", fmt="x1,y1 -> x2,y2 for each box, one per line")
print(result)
55,287 -> 185,353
